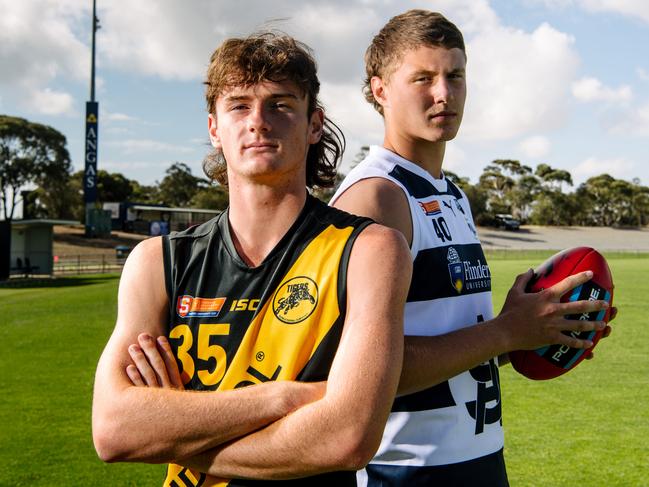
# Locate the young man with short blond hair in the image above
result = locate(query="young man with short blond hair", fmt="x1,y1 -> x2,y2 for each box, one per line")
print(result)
332,10 -> 609,486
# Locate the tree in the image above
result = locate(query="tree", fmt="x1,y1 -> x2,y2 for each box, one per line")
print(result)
0,115 -> 71,220
309,172 -> 344,204
444,170 -> 470,187
30,174 -> 82,221
478,159 -> 550,222
97,170 -> 133,202
190,185 -> 229,210
630,180 -> 649,227
478,160 -> 518,216
130,180 -> 159,204
535,163 -> 573,192
572,174 -> 649,227
157,162 -> 209,207
529,191 -> 578,225
350,145 -> 370,171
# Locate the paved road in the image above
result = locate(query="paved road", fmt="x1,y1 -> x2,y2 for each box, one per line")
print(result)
478,225 -> 649,252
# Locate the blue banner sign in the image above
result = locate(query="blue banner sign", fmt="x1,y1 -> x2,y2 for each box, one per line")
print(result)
84,101 -> 99,203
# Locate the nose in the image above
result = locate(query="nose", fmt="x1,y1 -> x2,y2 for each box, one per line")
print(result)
431,77 -> 452,105
247,104 -> 271,133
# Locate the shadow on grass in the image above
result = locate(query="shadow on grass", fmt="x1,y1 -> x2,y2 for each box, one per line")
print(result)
0,274 -> 120,289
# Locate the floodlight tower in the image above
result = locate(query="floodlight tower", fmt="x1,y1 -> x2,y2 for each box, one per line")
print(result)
84,0 -> 100,236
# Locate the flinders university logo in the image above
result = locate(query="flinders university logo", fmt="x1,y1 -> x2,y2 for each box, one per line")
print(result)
447,247 -> 465,293
447,247 -> 492,294
272,276 -> 319,324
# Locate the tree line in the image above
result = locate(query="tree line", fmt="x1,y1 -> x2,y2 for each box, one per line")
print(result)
1,115 -> 227,222
2,116 -> 648,227
452,158 -> 649,227
346,146 -> 649,228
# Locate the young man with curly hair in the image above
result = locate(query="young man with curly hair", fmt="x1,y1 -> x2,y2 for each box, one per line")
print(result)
92,32 -> 411,486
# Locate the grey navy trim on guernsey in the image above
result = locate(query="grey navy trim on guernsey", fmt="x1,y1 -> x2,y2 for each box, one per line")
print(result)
330,145 -> 507,486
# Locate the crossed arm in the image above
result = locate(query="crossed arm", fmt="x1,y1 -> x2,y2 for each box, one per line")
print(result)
93,224 -> 412,478
92,237 -> 322,464
333,177 -> 614,396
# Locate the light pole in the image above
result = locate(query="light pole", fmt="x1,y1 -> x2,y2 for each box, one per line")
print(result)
83,0 -> 100,236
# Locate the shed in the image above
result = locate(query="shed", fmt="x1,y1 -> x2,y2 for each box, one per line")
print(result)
9,219 -> 79,276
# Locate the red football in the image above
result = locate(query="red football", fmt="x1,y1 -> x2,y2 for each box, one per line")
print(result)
509,247 -> 614,380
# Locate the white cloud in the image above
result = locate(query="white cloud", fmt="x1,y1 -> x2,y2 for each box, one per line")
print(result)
320,82 -> 383,143
0,0 -> 89,111
105,138 -> 196,154
97,1 -> 216,81
573,156 -> 636,182
519,135 -> 551,158
533,0 -> 649,23
189,137 -> 210,145
572,77 -> 632,103
104,112 -> 137,122
441,143 -> 467,175
461,21 -> 579,140
104,127 -> 132,136
637,68 -> 649,82
604,101 -> 649,136
320,81 -> 384,172
25,89 -> 75,116
532,0 -> 575,8
101,160 -> 168,171
431,0 -> 501,36
576,0 -> 649,24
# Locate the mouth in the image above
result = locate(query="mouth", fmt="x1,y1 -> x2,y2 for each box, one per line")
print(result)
430,110 -> 457,120
244,141 -> 279,151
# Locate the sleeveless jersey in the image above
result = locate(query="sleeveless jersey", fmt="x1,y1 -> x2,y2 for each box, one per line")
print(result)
161,195 -> 371,487
331,146 -> 507,486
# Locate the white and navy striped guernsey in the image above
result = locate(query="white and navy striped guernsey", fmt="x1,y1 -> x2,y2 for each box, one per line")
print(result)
331,146 -> 508,487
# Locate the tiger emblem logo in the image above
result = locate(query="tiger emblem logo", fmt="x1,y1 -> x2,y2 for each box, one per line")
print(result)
272,276 -> 319,324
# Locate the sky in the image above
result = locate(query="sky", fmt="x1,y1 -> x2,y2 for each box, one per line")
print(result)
1,0 -> 648,190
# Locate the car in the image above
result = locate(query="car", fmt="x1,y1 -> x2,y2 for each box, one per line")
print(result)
494,214 -> 521,231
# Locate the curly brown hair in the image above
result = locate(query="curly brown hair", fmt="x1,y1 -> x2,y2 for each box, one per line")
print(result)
202,32 -> 343,188
364,10 -> 466,115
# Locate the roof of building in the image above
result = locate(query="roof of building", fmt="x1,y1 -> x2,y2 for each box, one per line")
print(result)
10,219 -> 80,228
128,205 -> 220,215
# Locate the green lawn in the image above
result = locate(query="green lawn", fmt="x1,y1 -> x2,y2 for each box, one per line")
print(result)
491,253 -> 649,486
0,275 -> 164,486
1,254 -> 647,485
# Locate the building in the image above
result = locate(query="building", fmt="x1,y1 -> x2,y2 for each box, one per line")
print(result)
6,219 -> 79,277
103,202 -> 221,235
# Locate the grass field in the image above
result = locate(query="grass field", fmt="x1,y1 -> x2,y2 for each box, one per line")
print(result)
0,275 -> 165,485
1,252 -> 648,486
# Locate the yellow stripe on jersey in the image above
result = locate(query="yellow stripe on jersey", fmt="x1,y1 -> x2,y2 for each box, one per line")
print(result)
219,224 -> 352,389
166,224 -> 354,486
164,463 -> 215,487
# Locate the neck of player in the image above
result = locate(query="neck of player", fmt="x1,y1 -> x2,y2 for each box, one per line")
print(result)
226,174 -> 307,268
383,131 -> 446,179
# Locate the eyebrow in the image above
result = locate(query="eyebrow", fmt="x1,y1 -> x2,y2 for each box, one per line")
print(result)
411,67 -> 466,76
223,92 -> 301,103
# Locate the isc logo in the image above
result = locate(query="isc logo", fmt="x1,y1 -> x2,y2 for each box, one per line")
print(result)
230,299 -> 260,312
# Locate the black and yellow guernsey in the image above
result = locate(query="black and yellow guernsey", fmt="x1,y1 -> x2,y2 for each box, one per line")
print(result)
161,195 -> 372,487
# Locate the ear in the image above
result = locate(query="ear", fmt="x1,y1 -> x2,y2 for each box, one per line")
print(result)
208,113 -> 221,149
370,76 -> 389,111
307,108 -> 325,145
